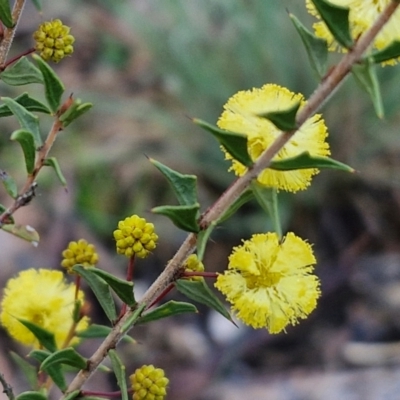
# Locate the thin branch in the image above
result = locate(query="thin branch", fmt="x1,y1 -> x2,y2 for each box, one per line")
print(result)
0,0 -> 26,67
1,47 -> 35,71
0,119 -> 64,227
0,373 -> 15,400
59,2 -> 400,397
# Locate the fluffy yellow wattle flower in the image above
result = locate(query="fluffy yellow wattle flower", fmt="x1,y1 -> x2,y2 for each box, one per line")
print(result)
215,232 -> 320,334
217,84 -> 330,192
0,269 -> 89,348
306,0 -> 400,64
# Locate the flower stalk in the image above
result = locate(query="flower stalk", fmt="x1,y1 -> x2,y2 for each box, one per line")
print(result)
1,47 -> 35,71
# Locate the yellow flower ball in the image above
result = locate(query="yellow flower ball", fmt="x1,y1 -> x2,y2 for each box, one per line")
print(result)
184,254 -> 205,282
306,0 -> 400,65
113,215 -> 158,258
215,232 -> 320,333
61,239 -> 99,273
217,84 -> 330,192
0,269 -> 89,348
130,365 -> 169,400
33,19 -> 75,63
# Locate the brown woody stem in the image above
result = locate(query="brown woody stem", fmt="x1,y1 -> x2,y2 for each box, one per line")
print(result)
0,119 -> 64,226
60,2 -> 400,397
0,0 -> 26,67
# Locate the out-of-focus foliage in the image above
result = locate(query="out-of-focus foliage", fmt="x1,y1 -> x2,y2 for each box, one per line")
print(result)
74,0 -> 400,237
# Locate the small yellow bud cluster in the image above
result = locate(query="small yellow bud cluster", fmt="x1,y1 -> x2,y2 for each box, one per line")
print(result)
33,19 -> 75,63
184,254 -> 205,281
113,215 -> 158,258
61,239 -> 99,273
130,365 -> 169,400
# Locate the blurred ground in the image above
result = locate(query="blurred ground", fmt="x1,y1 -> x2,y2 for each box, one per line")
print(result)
2,1 -> 400,399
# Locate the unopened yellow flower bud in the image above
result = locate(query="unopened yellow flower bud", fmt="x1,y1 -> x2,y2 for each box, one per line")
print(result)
52,49 -> 65,63
33,30 -> 46,41
44,37 -> 54,47
113,215 -> 158,258
64,45 -> 74,56
184,254 -> 205,281
33,19 -> 75,63
54,38 -> 64,49
61,239 -> 99,273
41,48 -> 54,60
130,365 -> 169,400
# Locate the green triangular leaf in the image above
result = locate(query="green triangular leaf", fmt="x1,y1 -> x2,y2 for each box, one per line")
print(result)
197,222 -> 216,261
1,56 -> 44,85
76,324 -> 113,339
109,350 -> 129,400
269,151 -> 354,172
0,204 -> 14,224
16,392 -> 47,400
152,204 -> 200,232
258,101 -> 300,131
85,267 -> 136,307
43,157 -> 67,187
251,184 -> 282,238
31,0 -> 42,11
40,347 -> 87,371
193,118 -> 253,167
1,223 -> 40,245
29,349 -> 67,391
29,349 -> 50,363
15,93 -> 49,114
10,351 -> 38,390
15,93 -> 50,114
0,170 -> 17,198
150,158 -> 198,206
120,303 -> 146,334
0,0 -> 13,28
369,40 -> 400,64
72,265 -> 117,323
311,0 -> 353,49
18,319 -> 57,352
76,324 -> 135,344
10,129 -> 36,174
59,99 -> 93,127
45,366 -> 67,391
0,93 -> 51,117
352,60 -> 384,118
2,97 -> 42,146
217,189 -> 254,224
175,279 -> 232,322
32,54 -> 65,113
137,300 -> 197,324
290,13 -> 328,79
62,392 -> 80,400
72,299 -> 82,324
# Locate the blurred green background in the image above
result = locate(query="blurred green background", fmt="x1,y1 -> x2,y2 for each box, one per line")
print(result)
53,0 -> 400,239
2,1 -> 400,399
